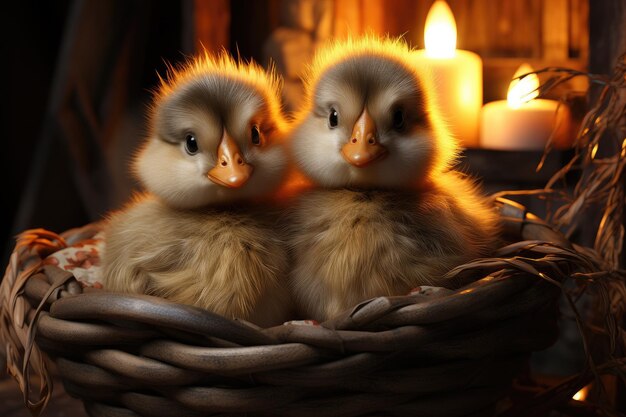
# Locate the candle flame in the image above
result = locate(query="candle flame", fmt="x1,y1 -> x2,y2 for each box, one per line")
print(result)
573,385 -> 590,401
424,1 -> 457,58
507,64 -> 540,108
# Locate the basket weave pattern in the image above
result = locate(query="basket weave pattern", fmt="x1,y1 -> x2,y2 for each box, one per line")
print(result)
1,198 -> 579,417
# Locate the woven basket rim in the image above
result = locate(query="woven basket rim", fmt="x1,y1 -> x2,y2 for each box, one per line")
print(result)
0,197 -> 581,417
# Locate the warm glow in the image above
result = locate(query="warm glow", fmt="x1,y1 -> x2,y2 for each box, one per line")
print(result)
507,64 -> 540,108
591,143 -> 599,159
573,385 -> 590,401
424,0 -> 457,58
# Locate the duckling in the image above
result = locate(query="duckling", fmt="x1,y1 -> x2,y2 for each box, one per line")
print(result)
102,52 -> 292,327
287,36 -> 500,321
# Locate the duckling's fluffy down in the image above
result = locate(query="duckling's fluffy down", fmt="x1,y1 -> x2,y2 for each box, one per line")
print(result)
103,195 -> 291,327
287,172 -> 499,321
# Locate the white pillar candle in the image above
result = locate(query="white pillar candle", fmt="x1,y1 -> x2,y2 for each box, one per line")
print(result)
480,64 -> 571,150
413,0 -> 483,148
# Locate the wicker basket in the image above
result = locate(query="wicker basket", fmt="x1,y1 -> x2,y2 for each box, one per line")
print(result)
1,197 -> 579,417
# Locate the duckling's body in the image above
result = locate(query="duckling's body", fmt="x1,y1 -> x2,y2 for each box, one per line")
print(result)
287,37 -> 500,321
102,53 -> 292,326
289,173 -> 497,320
104,196 -> 290,327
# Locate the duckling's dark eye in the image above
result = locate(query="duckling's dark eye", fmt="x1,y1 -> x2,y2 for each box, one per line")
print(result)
392,109 -> 405,131
328,107 -> 339,128
251,125 -> 261,146
185,134 -> 199,154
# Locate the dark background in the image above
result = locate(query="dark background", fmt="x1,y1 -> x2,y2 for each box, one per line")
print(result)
0,1 -> 283,267
1,1 -> 178,263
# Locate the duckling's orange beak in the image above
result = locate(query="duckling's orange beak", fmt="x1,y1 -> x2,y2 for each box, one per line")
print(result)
207,130 -> 253,188
341,108 -> 387,167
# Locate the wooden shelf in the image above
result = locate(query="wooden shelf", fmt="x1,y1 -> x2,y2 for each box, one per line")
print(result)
458,148 -> 571,189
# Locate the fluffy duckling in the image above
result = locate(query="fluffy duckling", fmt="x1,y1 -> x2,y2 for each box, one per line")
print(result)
287,37 -> 500,321
102,52 -> 291,327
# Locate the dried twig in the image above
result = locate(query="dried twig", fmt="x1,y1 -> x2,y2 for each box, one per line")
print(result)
497,52 -> 626,416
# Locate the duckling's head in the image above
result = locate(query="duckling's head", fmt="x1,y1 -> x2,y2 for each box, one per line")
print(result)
290,36 -> 458,189
134,51 -> 288,208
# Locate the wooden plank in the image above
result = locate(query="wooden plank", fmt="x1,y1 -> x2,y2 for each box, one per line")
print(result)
589,0 -> 625,74
360,0 -> 385,34
379,0 -> 415,40
569,0 -> 589,61
542,0 -> 569,60
408,0 -> 544,57
458,0 -> 488,54
333,0 -> 362,38
520,0 -> 543,57
407,0 -> 433,48
326,0 -> 584,61
453,0 -> 490,54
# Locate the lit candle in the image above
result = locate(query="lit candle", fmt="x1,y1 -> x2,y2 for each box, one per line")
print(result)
480,64 -> 571,150
413,0 -> 483,148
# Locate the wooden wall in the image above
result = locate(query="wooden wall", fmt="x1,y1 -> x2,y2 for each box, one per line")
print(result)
331,0 -> 589,101
330,0 -> 587,58
191,0 -> 589,102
